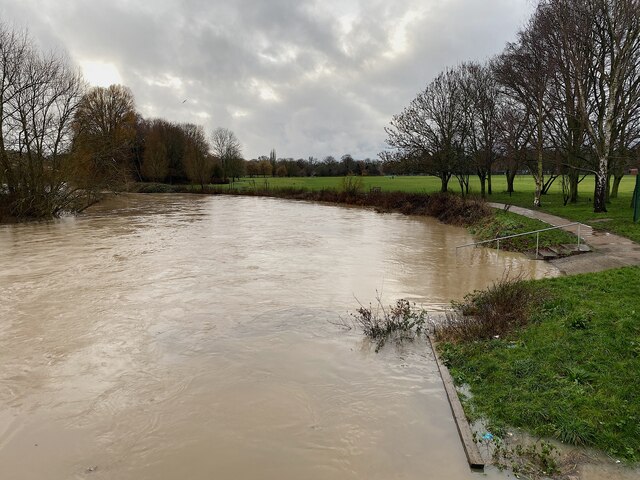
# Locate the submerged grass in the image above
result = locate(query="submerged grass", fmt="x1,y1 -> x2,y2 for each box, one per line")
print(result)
438,267 -> 640,462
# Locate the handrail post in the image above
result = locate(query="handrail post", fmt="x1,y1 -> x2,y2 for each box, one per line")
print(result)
577,223 -> 581,250
497,239 -> 500,252
536,232 -> 539,259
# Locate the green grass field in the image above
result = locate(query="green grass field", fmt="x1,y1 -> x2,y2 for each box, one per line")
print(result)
440,267 -> 640,462
233,175 -> 640,242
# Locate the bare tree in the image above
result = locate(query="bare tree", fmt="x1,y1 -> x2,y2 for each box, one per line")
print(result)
258,157 -> 272,177
496,96 -> 535,195
0,23 -> 86,219
210,127 -> 242,181
385,66 -> 469,193
538,0 -> 591,204
461,61 -> 501,197
496,8 -> 555,207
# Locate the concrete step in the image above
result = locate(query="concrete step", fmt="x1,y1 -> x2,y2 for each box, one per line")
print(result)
537,248 -> 559,260
548,245 -> 575,256
561,244 -> 592,253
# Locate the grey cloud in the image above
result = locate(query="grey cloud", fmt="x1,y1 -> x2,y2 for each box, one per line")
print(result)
0,0 -> 533,159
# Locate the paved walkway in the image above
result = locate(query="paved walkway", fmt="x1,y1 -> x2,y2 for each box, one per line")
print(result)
488,202 -> 640,275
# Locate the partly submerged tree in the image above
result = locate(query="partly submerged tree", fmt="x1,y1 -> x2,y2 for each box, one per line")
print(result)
0,23 -> 86,219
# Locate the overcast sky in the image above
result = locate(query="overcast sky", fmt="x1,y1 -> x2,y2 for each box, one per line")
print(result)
1,0 -> 534,160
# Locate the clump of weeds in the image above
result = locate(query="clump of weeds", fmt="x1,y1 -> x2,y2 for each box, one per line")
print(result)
435,271 -> 546,343
349,297 -> 428,352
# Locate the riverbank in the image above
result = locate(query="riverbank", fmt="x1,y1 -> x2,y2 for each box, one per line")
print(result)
439,267 -> 640,467
434,202 -> 640,473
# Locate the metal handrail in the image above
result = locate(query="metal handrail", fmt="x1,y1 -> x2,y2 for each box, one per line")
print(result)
456,222 -> 587,258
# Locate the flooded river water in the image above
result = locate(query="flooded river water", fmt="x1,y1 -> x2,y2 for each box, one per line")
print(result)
0,194 -> 558,480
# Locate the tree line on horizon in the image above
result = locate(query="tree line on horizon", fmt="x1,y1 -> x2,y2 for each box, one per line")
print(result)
2,0 -> 639,219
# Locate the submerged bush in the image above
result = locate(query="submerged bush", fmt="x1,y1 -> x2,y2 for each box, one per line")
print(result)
350,298 -> 427,352
436,273 -> 545,343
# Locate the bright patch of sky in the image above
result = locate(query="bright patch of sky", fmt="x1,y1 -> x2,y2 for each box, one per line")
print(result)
80,60 -> 122,87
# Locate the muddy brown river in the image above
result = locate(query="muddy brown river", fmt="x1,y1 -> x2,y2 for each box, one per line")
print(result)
0,194 -> 558,480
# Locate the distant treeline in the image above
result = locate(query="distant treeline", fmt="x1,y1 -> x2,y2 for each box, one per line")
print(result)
244,153 -> 383,178
2,0 -> 639,220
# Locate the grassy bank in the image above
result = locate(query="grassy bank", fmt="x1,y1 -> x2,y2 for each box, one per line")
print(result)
470,210 -> 577,253
439,267 -> 640,462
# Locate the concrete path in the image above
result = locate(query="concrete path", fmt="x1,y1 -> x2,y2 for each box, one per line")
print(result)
488,202 -> 640,275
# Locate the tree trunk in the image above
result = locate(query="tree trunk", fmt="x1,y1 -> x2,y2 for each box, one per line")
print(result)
506,170 -> 516,194
487,171 -> 492,195
569,170 -> 579,203
593,158 -> 608,212
440,175 -> 449,193
478,172 -> 486,198
534,112 -> 543,207
611,174 -> 624,199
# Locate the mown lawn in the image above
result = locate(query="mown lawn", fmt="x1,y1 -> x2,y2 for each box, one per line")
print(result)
232,175 -> 640,242
439,267 -> 640,462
